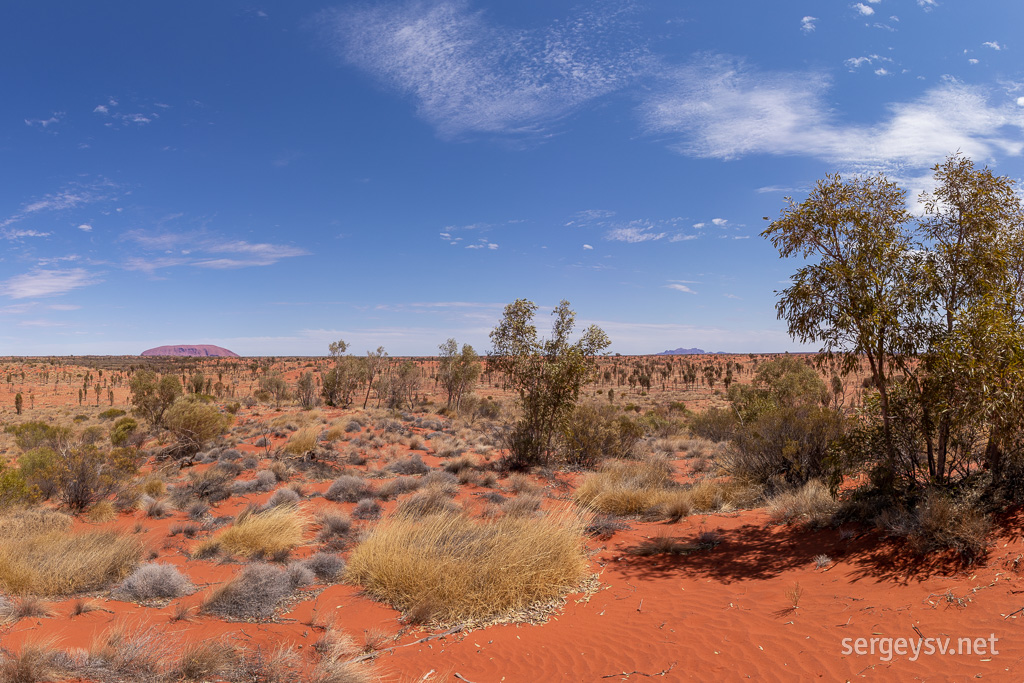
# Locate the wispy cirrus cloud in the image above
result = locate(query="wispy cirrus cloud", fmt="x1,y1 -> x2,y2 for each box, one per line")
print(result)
800,16 -> 817,33
318,0 -> 649,139
640,55 -> 1024,169
122,230 -> 309,273
1,268 -> 100,299
1,180 -> 117,229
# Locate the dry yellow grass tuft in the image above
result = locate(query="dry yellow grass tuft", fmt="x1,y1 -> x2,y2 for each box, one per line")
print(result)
346,509 -> 589,624
0,508 -> 143,596
283,427 -> 320,455
766,480 -> 838,527
574,458 -> 676,516
214,504 -> 307,558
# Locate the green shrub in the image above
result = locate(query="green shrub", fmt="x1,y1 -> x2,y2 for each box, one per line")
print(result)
162,396 -> 232,455
559,404 -> 643,467
98,409 -> 126,420
4,421 -> 73,451
110,417 -> 139,447
688,408 -> 737,442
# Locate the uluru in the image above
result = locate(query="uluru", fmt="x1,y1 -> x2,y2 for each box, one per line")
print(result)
140,344 -> 239,357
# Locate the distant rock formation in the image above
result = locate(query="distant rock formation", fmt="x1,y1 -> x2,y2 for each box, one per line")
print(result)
141,345 -> 239,358
656,347 -> 708,355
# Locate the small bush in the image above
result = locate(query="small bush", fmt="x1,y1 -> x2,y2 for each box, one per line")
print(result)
284,427 -> 319,456
559,404 -> 643,467
882,490 -> 991,564
264,487 -> 301,509
502,494 -> 542,517
394,489 -> 460,518
163,396 -> 232,455
346,510 -> 588,624
324,475 -> 371,503
99,408 -> 127,420
574,458 -> 675,516
110,417 -> 139,447
88,500 -> 116,522
688,408 -> 737,443
214,505 -> 306,559
376,476 -> 422,501
303,552 -> 346,582
201,563 -> 293,620
767,480 -> 838,528
316,511 -> 352,540
352,498 -> 382,520
113,563 -> 194,602
387,454 -> 429,476
173,640 -> 238,682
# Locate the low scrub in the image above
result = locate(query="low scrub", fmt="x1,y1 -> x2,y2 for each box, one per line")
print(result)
559,404 -> 643,467
0,509 -> 143,596
112,562 -> 194,602
283,427 -> 319,456
574,458 -> 677,516
879,490 -> 991,564
214,505 -> 306,559
346,509 -> 589,624
201,563 -> 294,620
766,480 -> 838,528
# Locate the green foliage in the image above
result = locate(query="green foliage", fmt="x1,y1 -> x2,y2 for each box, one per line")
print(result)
764,154 -> 1024,490
98,408 -> 126,420
162,396 -> 232,455
14,393 -> 22,416
52,445 -> 135,512
295,371 -> 318,410
0,465 -> 39,508
110,416 -> 139,447
559,404 -> 643,467
258,373 -> 289,408
4,421 -> 73,452
129,370 -> 182,426
437,339 -> 481,411
321,355 -> 365,408
489,299 -> 611,468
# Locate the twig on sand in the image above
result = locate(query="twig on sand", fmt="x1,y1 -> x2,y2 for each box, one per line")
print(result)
601,662 -> 677,679
454,674 -> 477,683
1003,606 -> 1024,620
350,625 -> 464,663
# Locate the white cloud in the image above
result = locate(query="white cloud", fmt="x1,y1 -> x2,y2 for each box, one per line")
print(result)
77,224 -> 92,232
122,232 -> 308,271
24,113 -> 64,129
854,3 -> 875,16
582,243 -> 593,250
1,268 -> 99,299
983,41 -> 1004,51
665,283 -> 697,294
917,0 -> 937,8
1018,97 -> 1024,107
1,181 -> 115,229
640,56 -> 1024,168
318,1 -> 647,138
48,304 -> 81,311
2,229 -> 50,240
800,16 -> 817,33
968,59 -> 979,65
605,225 -> 666,243
875,67 -> 889,76
724,293 -> 741,299
711,218 -> 728,227
669,234 -> 698,242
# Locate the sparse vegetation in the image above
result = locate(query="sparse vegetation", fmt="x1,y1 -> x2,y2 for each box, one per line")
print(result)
346,509 -> 589,624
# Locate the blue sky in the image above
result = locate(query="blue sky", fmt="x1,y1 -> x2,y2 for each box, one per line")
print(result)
2,1 -> 1023,356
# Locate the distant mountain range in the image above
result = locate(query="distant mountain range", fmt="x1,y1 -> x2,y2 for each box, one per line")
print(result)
655,347 -> 726,355
141,345 -> 239,358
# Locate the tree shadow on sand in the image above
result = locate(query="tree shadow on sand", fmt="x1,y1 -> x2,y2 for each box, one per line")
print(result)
612,522 -> 969,585
612,523 -> 842,583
